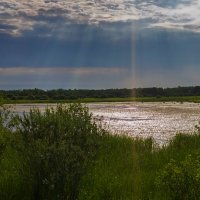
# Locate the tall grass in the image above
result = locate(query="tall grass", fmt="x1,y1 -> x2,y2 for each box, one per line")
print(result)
1,104 -> 200,199
0,114 -> 32,200
78,131 -> 200,200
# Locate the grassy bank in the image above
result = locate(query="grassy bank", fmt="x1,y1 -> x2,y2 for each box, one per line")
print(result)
78,132 -> 200,200
1,104 -> 200,199
2,95 -> 200,104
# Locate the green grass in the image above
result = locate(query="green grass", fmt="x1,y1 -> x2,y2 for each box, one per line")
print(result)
3,96 -> 200,104
78,133 -> 200,200
0,128 -> 33,200
78,135 -> 136,200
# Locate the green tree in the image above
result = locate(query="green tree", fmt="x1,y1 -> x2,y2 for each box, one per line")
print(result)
0,93 -> 3,106
10,103 -> 105,200
156,155 -> 200,199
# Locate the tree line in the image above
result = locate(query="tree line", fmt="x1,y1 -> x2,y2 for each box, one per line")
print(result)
1,86 -> 200,100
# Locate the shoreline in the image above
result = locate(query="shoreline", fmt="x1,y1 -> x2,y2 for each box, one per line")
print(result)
2,96 -> 200,104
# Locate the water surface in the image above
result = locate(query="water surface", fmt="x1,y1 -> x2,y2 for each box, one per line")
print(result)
9,102 -> 200,145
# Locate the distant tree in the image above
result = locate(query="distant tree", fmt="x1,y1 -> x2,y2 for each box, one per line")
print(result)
0,87 -> 200,101
0,93 -> 3,105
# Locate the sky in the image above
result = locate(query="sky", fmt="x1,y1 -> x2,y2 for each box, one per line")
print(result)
0,0 -> 200,89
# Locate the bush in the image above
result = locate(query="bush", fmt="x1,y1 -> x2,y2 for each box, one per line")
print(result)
7,103 -> 105,200
156,154 -> 200,200
0,127 -> 32,200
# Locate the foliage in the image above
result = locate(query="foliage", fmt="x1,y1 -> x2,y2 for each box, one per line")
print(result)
1,104 -> 105,200
156,155 -> 200,200
0,127 -> 32,200
1,86 -> 200,101
1,103 -> 200,199
0,93 -> 3,106
78,132 -> 200,200
78,135 -> 136,200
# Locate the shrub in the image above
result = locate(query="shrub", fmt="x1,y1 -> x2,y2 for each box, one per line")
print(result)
156,154 -> 200,200
9,103 -> 105,200
0,127 -> 32,200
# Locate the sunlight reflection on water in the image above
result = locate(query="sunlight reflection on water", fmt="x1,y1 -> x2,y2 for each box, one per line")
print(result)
9,102 -> 200,145
88,102 -> 200,145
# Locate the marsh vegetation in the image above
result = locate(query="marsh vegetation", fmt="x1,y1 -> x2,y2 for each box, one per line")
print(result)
1,103 -> 200,199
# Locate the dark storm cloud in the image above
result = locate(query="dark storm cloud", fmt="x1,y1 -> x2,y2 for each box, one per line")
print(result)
0,23 -> 132,68
1,22 -> 200,69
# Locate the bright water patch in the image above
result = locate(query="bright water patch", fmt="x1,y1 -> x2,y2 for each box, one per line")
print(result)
8,102 -> 200,145
88,102 -> 200,145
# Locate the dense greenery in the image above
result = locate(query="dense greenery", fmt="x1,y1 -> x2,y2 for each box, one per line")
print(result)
1,104 -> 200,199
0,104 -> 105,200
79,132 -> 200,200
1,86 -> 200,101
0,93 -> 3,105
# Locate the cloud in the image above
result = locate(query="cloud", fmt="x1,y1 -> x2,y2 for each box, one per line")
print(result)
134,65 -> 200,88
0,0 -> 200,37
0,67 -> 130,89
141,0 -> 200,32
0,0 -> 140,36
1,65 -> 200,90
0,66 -> 127,76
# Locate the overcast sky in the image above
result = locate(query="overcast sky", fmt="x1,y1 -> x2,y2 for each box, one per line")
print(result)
0,0 -> 200,89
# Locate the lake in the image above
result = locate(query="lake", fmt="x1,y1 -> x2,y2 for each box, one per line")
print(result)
8,102 -> 200,145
